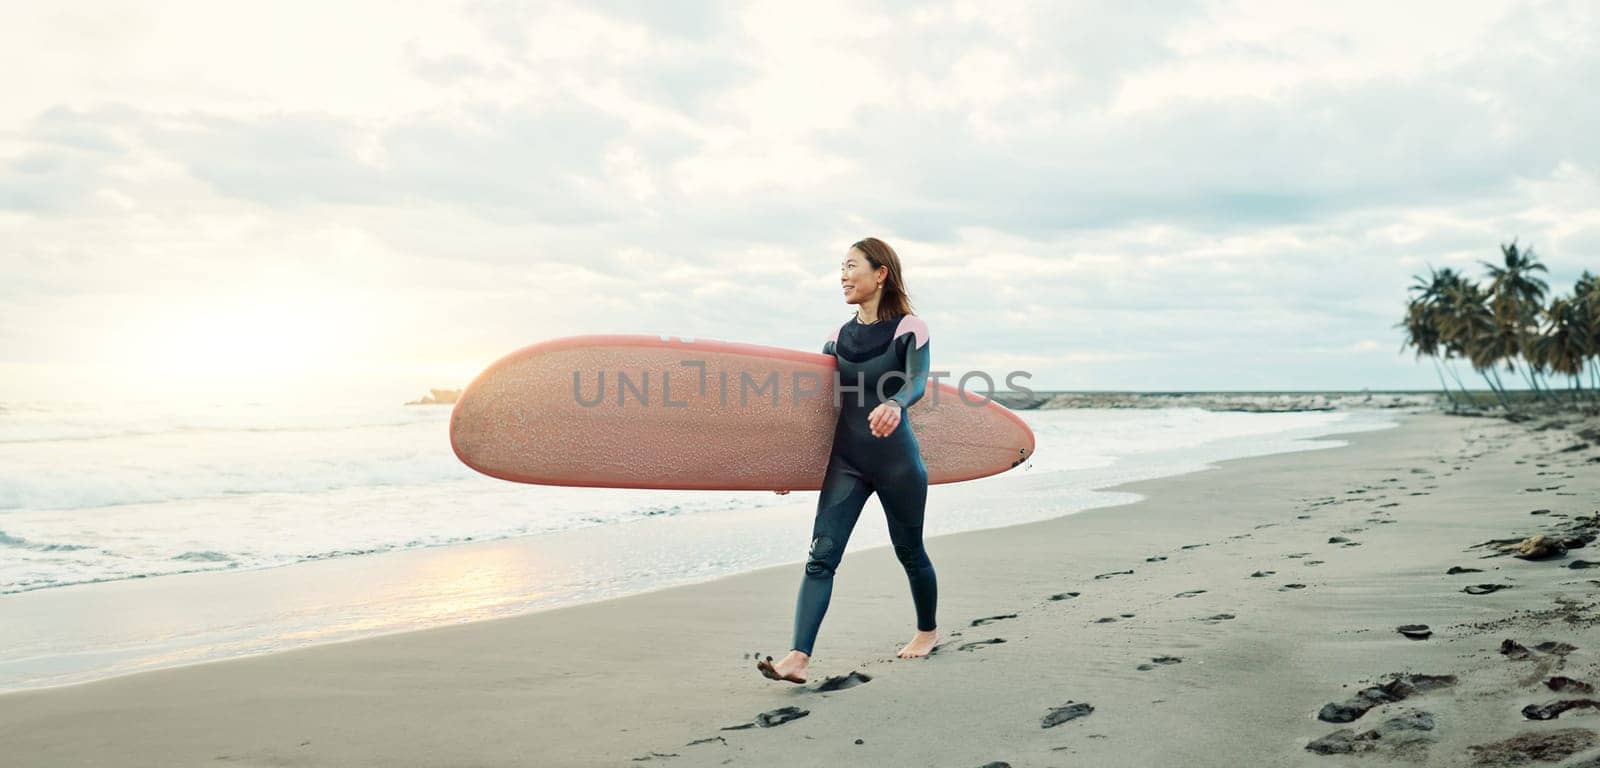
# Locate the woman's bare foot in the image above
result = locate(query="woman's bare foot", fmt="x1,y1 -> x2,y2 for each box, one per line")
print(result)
757,650 -> 809,683
898,629 -> 938,658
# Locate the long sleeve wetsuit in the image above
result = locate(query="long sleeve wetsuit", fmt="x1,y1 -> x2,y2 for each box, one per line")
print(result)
790,313 -> 937,656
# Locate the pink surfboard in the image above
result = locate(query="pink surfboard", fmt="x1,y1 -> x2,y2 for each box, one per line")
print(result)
450,334 -> 1035,490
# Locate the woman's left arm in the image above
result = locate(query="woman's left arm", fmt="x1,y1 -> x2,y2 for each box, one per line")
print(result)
889,318 -> 930,410
869,316 -> 930,437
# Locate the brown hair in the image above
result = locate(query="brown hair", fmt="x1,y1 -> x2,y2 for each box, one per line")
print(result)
849,237 -> 916,321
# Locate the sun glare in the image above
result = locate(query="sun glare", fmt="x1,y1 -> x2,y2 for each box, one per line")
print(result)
109,297 -> 356,395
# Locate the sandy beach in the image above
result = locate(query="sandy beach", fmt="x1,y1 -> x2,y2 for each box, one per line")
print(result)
3,409 -> 1599,767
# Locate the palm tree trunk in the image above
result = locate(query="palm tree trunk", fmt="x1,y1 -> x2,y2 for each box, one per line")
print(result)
1496,367 -> 1523,412
1514,360 -> 1543,399
1444,361 -> 1477,406
1481,369 -> 1512,410
1430,358 -> 1461,409
1534,370 -> 1550,398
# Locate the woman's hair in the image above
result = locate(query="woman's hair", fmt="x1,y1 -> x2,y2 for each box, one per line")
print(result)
850,237 -> 916,320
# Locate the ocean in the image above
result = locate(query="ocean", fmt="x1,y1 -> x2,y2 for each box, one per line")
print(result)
0,398 -> 1398,691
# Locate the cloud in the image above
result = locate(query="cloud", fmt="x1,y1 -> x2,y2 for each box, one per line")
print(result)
1,0 -> 1597,400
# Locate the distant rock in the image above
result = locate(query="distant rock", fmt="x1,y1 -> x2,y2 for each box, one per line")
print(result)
406,388 -> 461,406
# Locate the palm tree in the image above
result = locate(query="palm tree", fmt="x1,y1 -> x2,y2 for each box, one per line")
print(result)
1576,271 -> 1600,392
1530,295 -> 1589,403
1401,243 -> 1597,414
1436,276 -> 1514,410
1399,292 -> 1456,408
1480,240 -> 1550,396
1399,266 -> 1470,408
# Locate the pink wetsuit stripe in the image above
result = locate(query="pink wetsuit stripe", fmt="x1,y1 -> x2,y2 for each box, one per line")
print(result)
894,315 -> 929,349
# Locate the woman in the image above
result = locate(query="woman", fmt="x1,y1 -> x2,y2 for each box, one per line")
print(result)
757,237 -> 938,684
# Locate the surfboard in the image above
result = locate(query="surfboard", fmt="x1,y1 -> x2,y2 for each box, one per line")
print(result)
449,334 -> 1035,490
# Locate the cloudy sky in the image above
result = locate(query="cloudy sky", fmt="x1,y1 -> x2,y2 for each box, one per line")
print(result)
2,0 -> 1597,402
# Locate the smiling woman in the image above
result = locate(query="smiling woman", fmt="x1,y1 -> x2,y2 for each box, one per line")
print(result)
758,237 -> 940,686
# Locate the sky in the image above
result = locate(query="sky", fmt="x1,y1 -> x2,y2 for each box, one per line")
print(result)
2,0 -> 1598,403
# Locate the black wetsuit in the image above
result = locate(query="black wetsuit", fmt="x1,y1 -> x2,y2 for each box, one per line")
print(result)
790,313 -> 936,656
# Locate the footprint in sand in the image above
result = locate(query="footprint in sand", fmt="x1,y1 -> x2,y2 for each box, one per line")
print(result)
1049,592 -> 1081,601
719,706 -> 810,731
1041,701 -> 1094,728
1398,624 -> 1432,640
813,671 -> 872,692
1094,569 -> 1135,580
755,707 -> 809,727
1146,555 -> 1168,562
1545,676 -> 1595,694
1250,570 -> 1277,577
955,638 -> 1006,652
970,614 -> 1018,627
1463,583 -> 1513,595
1197,613 -> 1236,623
1521,700 -> 1600,720
1498,639 -> 1576,660
1280,583 -> 1307,591
1136,656 -> 1183,671
1174,589 -> 1207,598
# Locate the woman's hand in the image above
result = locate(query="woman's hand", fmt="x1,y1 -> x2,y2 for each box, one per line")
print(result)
868,401 -> 902,437
773,489 -> 790,495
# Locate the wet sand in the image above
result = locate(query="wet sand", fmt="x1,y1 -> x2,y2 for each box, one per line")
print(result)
3,410 -> 1599,767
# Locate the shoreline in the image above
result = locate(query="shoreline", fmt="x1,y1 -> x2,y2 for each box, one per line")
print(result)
0,408 -> 1398,695
4,409 -> 1599,766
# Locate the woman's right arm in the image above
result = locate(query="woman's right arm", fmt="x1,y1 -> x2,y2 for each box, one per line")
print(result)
776,325 -> 840,494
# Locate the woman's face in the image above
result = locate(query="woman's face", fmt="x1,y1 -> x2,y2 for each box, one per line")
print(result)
840,249 -> 885,305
